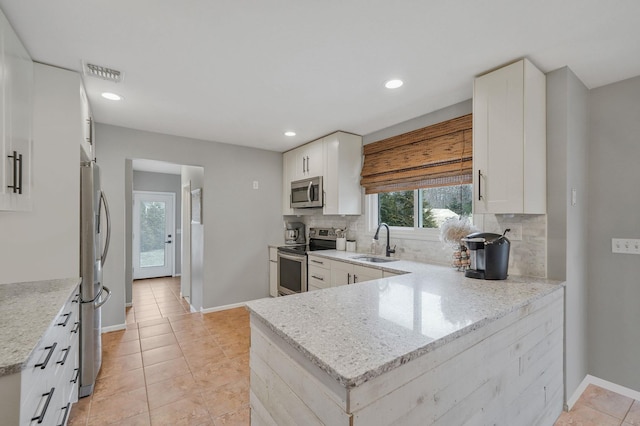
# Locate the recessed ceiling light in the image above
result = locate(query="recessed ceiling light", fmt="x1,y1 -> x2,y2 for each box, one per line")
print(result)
385,79 -> 404,89
284,131 -> 296,137
101,92 -> 122,101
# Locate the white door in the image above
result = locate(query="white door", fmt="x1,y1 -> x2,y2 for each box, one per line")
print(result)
133,191 -> 175,279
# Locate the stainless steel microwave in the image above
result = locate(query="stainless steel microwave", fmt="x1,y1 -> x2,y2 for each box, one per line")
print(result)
290,176 -> 323,208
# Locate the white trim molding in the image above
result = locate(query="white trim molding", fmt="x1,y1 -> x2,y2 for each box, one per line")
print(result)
567,375 -> 640,410
200,301 -> 248,314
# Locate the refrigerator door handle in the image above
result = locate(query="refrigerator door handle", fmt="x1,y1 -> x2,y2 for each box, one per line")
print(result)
94,285 -> 111,309
99,190 -> 111,266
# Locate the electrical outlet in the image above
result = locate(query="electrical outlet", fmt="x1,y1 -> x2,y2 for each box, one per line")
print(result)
252,180 -> 259,190
612,238 -> 640,254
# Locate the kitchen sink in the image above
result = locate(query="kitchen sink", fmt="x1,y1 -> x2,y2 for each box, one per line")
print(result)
351,255 -> 399,263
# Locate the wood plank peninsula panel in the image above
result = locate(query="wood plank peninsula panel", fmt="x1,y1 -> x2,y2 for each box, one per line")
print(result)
247,264 -> 564,425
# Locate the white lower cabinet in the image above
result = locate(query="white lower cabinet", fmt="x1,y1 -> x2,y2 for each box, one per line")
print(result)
330,260 -> 383,287
2,285 -> 80,425
268,247 -> 278,297
307,255 -> 331,291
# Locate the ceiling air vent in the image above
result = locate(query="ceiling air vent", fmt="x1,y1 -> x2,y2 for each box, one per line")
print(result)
83,62 -> 124,83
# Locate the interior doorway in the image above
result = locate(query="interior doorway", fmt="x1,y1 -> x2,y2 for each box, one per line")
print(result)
132,191 -> 175,279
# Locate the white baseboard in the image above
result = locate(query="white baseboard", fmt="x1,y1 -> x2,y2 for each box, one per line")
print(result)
200,301 -> 248,314
568,374 -> 640,410
101,323 -> 127,333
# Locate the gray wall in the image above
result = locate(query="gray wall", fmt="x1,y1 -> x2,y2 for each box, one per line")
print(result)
133,170 -> 182,275
547,67 -> 589,402
587,74 -> 640,391
96,123 -> 283,328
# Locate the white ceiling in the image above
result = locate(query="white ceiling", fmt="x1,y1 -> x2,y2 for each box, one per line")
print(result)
2,1 -> 639,153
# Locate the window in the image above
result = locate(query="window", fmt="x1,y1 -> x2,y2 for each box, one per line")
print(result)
377,184 -> 472,230
361,114 -> 473,239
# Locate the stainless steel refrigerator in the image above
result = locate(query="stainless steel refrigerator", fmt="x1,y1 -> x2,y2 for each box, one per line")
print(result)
79,161 -> 112,398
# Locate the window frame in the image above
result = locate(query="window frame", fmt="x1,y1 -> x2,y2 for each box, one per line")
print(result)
366,191 -> 442,242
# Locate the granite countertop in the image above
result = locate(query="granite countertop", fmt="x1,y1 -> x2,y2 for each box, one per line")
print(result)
0,277 -> 81,377
246,257 -> 564,389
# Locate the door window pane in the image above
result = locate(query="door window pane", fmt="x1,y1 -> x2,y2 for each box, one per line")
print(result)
140,201 -> 166,268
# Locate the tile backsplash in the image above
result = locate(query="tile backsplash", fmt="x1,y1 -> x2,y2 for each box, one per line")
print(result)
285,212 -> 547,278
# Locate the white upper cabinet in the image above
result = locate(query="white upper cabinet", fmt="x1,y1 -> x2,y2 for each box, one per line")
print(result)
0,9 -> 34,211
290,138 -> 324,182
282,131 -> 362,216
473,59 -> 546,214
79,83 -> 95,160
323,132 -> 362,215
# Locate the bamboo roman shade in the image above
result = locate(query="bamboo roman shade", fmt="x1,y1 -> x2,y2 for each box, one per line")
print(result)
360,114 -> 473,194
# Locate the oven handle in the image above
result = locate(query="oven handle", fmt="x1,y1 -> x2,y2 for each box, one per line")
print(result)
277,251 -> 307,262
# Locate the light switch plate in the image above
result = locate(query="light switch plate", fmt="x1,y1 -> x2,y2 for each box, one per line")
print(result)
612,238 -> 640,254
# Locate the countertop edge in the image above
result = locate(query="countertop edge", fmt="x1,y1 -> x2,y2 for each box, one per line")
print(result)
0,277 -> 82,378
247,278 -> 565,389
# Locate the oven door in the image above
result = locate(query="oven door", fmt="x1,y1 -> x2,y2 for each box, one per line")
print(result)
277,251 -> 307,295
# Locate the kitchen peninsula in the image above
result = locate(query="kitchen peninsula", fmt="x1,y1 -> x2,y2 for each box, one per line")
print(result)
246,261 -> 564,425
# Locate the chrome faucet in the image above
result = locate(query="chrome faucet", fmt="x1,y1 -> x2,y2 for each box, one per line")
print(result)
374,223 -> 396,257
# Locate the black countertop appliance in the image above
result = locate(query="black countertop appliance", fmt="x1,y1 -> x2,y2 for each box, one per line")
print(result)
462,231 -> 510,280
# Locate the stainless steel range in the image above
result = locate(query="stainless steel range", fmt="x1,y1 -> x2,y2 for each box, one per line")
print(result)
277,227 -> 338,296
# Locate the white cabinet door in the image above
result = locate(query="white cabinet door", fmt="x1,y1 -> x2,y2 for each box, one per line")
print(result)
0,10 -> 34,211
323,132 -> 362,215
353,265 -> 383,283
330,260 -> 383,286
269,248 -> 278,297
79,84 -> 95,160
330,260 -> 353,286
302,139 -> 323,177
473,59 -> 546,214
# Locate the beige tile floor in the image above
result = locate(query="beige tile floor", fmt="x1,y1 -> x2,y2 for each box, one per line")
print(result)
555,384 -> 640,426
68,277 -> 250,425
67,277 -> 640,425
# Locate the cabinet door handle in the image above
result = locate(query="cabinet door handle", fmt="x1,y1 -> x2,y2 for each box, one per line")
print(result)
478,169 -> 483,201
302,157 -> 306,173
306,156 -> 310,173
71,321 -> 80,334
7,150 -> 23,194
86,117 -> 93,145
58,402 -> 71,426
311,275 -> 324,281
354,275 -> 358,283
71,368 -> 80,384
347,273 -> 351,284
57,312 -> 72,327
36,342 -> 57,369
31,387 -> 55,423
57,346 -> 71,366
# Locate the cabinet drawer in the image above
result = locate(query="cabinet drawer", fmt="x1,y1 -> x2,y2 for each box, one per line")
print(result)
307,255 -> 330,269
308,265 -> 330,289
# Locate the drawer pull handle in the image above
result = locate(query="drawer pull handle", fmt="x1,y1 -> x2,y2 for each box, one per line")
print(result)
57,312 -> 72,327
71,321 -> 80,334
311,275 -> 324,281
310,259 -> 324,264
58,402 -> 71,426
71,368 -> 80,383
31,387 -> 55,423
72,293 -> 80,304
57,346 -> 71,366
36,343 -> 57,369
